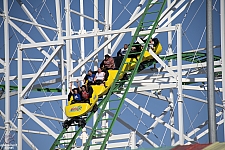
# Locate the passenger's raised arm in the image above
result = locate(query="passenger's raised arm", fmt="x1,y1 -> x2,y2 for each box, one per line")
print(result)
76,79 -> 82,92
69,82 -> 74,94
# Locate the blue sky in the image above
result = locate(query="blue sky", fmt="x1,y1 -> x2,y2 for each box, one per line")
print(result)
0,0 -> 223,149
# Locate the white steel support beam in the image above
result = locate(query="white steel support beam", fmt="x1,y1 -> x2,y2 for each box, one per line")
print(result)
136,106 -> 171,147
21,95 -> 67,104
21,106 -> 57,138
102,0 -> 111,136
159,0 -> 194,30
167,0 -> 175,144
0,91 -> 18,100
19,40 -> 64,50
148,48 -> 177,79
70,9 -> 105,25
130,0 -> 146,20
9,16 -> 59,32
65,0 -> 72,88
80,0 -> 86,79
0,58 -> 4,65
79,0 -> 88,144
130,131 -> 137,149
63,28 -> 134,40
104,0 -> 110,55
8,19 -> 59,66
92,133 -> 130,143
33,113 -> 63,122
128,83 -> 177,92
18,48 -> 23,150
20,45 -> 63,97
185,119 -> 224,145
137,91 -> 172,103
108,0 -> 112,55
177,23 -> 184,145
55,0 -> 67,123
183,94 -> 223,108
106,110 -> 158,147
182,85 -> 222,92
65,0 -> 74,141
3,0 -> 10,148
158,0 -> 185,27
7,71 -> 59,81
93,0 -> 99,129
0,126 -> 49,135
123,96 -> 195,142
17,0 -> 58,52
221,0 -> 225,141
139,61 -> 221,75
185,111 -> 223,141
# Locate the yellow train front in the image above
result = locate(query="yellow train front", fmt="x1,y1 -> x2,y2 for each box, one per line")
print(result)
65,42 -> 162,118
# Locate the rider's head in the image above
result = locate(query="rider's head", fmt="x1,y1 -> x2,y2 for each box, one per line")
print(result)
88,70 -> 92,75
124,44 -> 128,49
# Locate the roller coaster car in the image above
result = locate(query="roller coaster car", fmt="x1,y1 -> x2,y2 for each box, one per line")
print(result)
63,42 -> 162,128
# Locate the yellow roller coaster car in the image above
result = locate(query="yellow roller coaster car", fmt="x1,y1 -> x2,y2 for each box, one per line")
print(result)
65,41 -> 162,119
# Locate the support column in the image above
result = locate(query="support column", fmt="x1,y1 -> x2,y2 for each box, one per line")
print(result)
55,0 -> 66,121
220,0 -> 225,142
108,0 -> 112,55
177,24 -> 184,145
3,0 -> 11,149
93,0 -> 99,129
80,0 -> 86,79
206,0 -> 217,143
102,0 -> 110,136
17,46 -> 23,150
130,131 -> 137,149
104,0 -> 109,55
65,0 -> 74,141
167,0 -> 174,146
80,0 -> 88,145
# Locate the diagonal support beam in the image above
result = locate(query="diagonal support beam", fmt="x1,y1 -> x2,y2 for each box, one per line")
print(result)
0,59 -> 4,65
119,95 -> 195,143
16,0 -> 59,52
148,48 -> 177,78
8,19 -> 59,67
136,106 -> 171,147
21,106 -> 57,138
70,9 -> 105,25
21,45 -> 63,97
106,110 -> 158,147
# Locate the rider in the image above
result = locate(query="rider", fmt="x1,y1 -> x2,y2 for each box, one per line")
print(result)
117,44 -> 129,57
94,67 -> 105,85
100,54 -> 115,70
83,70 -> 95,86
69,82 -> 81,103
76,79 -> 89,101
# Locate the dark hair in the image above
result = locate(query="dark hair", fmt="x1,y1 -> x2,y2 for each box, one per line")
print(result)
105,54 -> 110,58
72,88 -> 77,92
